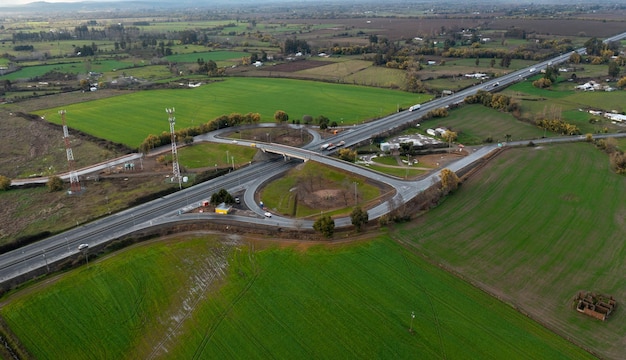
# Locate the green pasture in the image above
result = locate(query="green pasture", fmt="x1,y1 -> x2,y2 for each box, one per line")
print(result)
35,77 -> 430,148
364,160 -> 428,178
419,104 -> 546,145
0,235 -> 595,359
165,50 -> 250,63
0,59 -> 137,81
296,59 -> 370,78
504,78 -> 625,133
0,40 -> 117,58
344,66 -> 408,89
177,142 -> 257,169
260,161 -> 382,218
0,238 -> 226,359
109,64 -> 173,81
132,20 -> 236,32
398,143 -> 626,359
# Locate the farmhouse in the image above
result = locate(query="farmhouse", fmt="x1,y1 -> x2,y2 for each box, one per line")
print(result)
575,81 -> 602,91
604,113 -> 626,122
575,291 -> 616,321
380,142 -> 400,152
465,73 -> 488,79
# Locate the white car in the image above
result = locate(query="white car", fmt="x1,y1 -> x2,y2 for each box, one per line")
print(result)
264,212 -> 272,218
78,243 -> 89,250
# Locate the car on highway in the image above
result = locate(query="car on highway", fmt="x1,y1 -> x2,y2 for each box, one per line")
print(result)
78,243 -> 89,250
264,211 -> 272,218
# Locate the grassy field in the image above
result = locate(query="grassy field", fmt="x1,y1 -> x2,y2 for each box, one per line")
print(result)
396,143 -> 626,360
0,235 -> 595,359
165,50 -> 250,63
418,104 -> 546,145
0,59 -> 137,81
35,77 -> 430,148
177,142 -> 258,169
260,161 -> 383,218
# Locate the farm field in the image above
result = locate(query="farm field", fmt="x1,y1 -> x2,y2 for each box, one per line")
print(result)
165,50 -> 250,64
397,143 -> 626,360
0,59 -> 138,81
418,104 -> 546,145
0,236 -> 596,360
34,77 -> 430,148
504,79 -> 626,134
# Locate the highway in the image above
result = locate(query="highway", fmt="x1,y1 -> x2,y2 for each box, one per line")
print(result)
2,30 -> 626,287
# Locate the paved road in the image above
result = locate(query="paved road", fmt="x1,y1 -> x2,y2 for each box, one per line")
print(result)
2,30 -> 626,286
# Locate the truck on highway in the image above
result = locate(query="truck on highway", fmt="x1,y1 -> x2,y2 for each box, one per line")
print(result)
409,104 -> 421,111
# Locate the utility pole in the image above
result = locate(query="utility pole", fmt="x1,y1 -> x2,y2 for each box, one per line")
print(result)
166,108 -> 182,190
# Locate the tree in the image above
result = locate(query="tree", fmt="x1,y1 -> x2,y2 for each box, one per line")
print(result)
313,215 -> 335,238
302,114 -> 313,125
442,130 -> 457,152
274,110 -> 289,124
617,76 -> 626,89
47,176 -> 64,192
350,207 -> 369,232
544,65 -> 559,83
569,52 -> 582,64
338,148 -> 357,162
440,168 -> 460,195
0,175 -> 10,191
584,37 -> 603,56
533,78 -> 552,88
317,115 -> 330,130
210,188 -> 234,205
608,61 -> 620,78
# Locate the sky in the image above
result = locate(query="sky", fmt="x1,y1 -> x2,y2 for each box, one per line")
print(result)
4,0 -> 95,4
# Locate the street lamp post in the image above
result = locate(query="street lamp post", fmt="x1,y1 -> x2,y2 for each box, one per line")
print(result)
409,311 -> 415,333
353,181 -> 358,205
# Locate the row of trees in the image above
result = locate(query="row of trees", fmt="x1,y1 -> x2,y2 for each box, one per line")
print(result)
138,112 -> 261,153
595,137 -> 626,174
464,90 -> 517,112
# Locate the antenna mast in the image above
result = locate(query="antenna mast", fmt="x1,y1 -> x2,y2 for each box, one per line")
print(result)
166,108 -> 182,189
60,110 -> 81,193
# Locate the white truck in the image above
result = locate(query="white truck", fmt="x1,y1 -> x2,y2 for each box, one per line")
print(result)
409,104 -> 421,111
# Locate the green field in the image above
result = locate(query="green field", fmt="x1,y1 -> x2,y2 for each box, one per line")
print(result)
419,104 -> 546,145
397,143 -> 626,360
260,161 -> 383,217
35,77 -> 430,148
177,142 -> 257,169
0,59 -> 137,81
165,50 -> 250,63
0,236 -> 595,359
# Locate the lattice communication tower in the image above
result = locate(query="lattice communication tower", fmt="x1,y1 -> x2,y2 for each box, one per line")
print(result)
60,110 -> 81,193
166,108 -> 182,189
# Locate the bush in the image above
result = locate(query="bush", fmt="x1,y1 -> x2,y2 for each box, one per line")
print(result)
0,175 -> 10,191
46,176 -> 64,192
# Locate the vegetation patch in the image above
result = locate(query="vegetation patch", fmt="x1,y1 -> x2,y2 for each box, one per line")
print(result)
35,78 -> 429,148
397,143 -> 626,359
260,161 -> 387,218
0,236 -> 595,359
